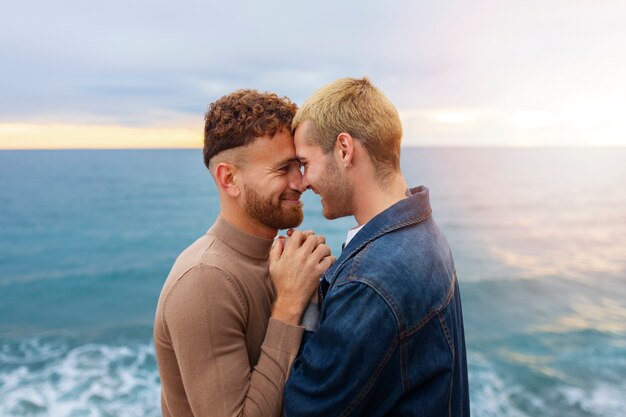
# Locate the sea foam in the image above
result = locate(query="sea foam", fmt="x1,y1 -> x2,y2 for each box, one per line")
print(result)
0,337 -> 160,417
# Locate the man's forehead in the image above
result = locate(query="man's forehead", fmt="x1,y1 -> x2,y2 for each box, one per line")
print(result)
276,156 -> 299,166
246,131 -> 296,164
294,120 -> 311,138
294,124 -> 312,156
294,135 -> 320,161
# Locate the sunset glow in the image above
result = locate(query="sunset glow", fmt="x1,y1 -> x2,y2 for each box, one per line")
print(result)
0,124 -> 200,150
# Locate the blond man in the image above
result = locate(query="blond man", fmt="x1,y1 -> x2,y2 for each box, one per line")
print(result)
284,78 -> 470,417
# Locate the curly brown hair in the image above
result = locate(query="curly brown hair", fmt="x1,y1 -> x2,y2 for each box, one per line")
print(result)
203,89 -> 297,169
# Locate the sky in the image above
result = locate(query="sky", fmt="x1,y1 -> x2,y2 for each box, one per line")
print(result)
1,0 -> 625,148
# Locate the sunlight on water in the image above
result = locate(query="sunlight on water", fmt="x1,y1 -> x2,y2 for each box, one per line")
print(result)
535,298 -> 626,334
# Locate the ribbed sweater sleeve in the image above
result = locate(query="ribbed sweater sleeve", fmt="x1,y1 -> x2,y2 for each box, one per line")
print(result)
160,265 -> 303,417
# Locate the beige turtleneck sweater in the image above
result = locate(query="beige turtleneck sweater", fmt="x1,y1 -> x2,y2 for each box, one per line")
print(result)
154,216 -> 304,417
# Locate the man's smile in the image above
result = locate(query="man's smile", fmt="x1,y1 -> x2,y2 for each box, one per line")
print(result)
281,193 -> 302,206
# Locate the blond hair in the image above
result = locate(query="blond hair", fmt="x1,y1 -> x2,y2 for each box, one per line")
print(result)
292,77 -> 402,181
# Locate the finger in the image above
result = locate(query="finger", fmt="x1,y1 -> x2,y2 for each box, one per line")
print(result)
286,230 -> 318,253
318,255 -> 335,272
284,230 -> 306,251
312,243 -> 332,261
295,229 -> 316,240
301,234 -> 322,254
286,228 -> 313,237
269,237 -> 285,263
300,230 -> 315,238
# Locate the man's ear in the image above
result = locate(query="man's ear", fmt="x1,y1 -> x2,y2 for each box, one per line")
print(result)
214,162 -> 241,197
336,132 -> 355,168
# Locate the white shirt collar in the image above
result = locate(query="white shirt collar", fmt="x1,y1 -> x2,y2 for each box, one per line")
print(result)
344,224 -> 365,248
343,189 -> 412,249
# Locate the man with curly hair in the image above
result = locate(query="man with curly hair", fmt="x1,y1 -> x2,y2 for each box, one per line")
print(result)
154,90 -> 334,417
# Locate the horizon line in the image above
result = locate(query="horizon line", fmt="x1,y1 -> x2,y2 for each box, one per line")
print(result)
2,144 -> 625,151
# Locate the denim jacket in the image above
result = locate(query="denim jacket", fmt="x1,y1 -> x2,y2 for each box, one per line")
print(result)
284,186 -> 470,417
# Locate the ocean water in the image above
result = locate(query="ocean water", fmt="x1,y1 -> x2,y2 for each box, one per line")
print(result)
0,148 -> 625,416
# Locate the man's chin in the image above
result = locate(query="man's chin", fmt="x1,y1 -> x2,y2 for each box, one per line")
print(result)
323,211 -> 342,220
321,201 -> 350,220
321,205 -> 340,220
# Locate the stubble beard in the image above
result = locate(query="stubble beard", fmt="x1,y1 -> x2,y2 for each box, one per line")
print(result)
319,157 -> 354,220
243,185 -> 303,231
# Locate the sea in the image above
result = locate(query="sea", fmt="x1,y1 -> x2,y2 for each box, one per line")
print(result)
0,147 -> 625,417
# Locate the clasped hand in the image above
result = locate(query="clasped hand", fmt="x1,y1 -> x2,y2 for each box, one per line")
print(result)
269,230 -> 336,325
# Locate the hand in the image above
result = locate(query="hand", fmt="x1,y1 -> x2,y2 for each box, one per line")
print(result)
269,230 -> 336,325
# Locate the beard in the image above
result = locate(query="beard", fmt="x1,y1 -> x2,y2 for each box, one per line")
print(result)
317,157 -> 354,220
243,185 -> 303,230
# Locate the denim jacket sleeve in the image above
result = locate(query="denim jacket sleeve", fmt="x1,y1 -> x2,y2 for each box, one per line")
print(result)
283,280 -> 399,417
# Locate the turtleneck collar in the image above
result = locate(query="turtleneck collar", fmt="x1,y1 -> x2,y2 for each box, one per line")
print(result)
207,216 -> 275,260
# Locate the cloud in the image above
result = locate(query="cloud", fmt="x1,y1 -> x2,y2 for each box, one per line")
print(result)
1,0 -> 625,146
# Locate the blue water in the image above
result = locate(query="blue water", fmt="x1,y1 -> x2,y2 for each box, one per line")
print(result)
1,148 -> 625,416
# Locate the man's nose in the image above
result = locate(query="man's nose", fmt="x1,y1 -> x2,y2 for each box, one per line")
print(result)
289,166 -> 307,193
300,173 -> 311,190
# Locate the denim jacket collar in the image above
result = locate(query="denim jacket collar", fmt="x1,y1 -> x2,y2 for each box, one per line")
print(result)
322,185 -> 433,287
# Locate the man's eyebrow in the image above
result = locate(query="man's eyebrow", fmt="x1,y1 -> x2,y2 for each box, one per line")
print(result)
274,157 -> 299,167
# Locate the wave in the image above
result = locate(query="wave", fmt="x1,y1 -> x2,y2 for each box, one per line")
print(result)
470,350 -> 626,417
1,335 -> 625,416
468,327 -> 626,417
0,337 -> 160,417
